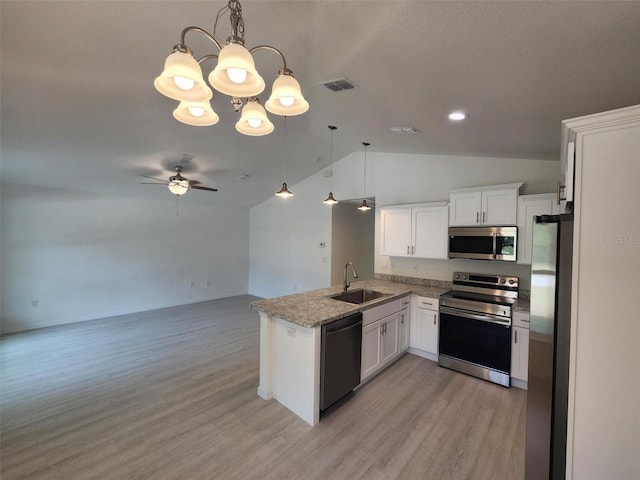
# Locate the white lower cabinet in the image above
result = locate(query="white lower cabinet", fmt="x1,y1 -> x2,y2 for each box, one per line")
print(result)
510,311 -> 530,389
360,296 -> 409,383
397,296 -> 411,353
361,320 -> 383,380
409,295 -> 439,362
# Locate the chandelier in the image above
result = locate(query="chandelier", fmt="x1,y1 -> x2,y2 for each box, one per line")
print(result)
154,0 -> 309,136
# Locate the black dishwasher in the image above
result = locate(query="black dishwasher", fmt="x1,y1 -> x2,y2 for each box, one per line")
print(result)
320,312 -> 363,411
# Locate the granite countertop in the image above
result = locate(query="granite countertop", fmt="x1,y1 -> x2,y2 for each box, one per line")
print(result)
251,279 -> 449,328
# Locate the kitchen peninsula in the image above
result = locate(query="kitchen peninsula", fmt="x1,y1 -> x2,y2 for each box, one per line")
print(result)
251,279 -> 448,425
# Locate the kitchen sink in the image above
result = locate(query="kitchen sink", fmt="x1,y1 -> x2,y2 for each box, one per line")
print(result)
329,289 -> 388,305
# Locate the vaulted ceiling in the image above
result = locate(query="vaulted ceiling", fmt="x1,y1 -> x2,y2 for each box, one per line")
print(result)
2,1 -> 639,208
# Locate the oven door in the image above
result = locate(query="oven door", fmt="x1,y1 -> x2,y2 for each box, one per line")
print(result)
439,306 -> 512,374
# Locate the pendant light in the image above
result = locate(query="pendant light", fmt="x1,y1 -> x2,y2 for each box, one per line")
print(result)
323,125 -> 338,205
275,116 -> 293,198
358,142 -> 372,211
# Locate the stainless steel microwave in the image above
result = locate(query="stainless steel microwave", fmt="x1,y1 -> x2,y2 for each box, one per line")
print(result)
448,226 -> 517,261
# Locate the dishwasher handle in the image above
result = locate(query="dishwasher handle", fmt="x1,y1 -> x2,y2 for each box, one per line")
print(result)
325,320 -> 362,335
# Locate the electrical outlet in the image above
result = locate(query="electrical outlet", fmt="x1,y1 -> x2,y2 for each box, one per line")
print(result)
413,264 -> 419,272
31,299 -> 38,307
287,327 -> 296,338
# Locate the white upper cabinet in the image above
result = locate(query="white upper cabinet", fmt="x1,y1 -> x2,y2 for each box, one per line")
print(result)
449,183 -> 522,226
517,193 -> 561,264
380,207 -> 413,256
380,202 -> 448,259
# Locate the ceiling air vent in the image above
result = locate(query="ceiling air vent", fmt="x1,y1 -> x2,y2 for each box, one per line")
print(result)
320,77 -> 358,92
390,127 -> 421,135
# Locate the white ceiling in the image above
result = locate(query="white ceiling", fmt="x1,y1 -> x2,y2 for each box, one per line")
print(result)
1,1 -> 639,208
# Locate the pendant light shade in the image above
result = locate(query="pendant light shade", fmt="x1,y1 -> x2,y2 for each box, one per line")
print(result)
235,97 -> 274,136
208,42 -> 265,97
265,69 -> 309,116
173,100 -> 220,126
358,199 -> 371,211
154,49 -> 213,102
323,192 -> 338,205
275,182 -> 294,198
323,125 -> 338,205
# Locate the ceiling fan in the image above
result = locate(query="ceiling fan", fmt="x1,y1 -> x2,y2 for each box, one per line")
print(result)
140,166 -> 218,196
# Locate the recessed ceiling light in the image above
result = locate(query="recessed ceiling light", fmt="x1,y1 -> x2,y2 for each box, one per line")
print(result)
448,111 -> 468,121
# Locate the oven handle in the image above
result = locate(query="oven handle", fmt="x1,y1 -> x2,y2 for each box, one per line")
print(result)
440,306 -> 511,326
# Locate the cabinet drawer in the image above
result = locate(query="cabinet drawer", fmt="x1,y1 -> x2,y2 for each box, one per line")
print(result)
412,295 -> 439,311
363,299 -> 401,326
513,311 -> 530,329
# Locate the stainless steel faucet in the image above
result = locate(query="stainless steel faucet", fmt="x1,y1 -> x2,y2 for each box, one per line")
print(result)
343,262 -> 359,292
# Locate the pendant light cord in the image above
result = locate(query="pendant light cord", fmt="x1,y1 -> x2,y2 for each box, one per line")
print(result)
362,142 -> 369,198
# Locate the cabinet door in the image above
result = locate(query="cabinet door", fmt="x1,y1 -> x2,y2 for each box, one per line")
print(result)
412,205 -> 449,259
482,188 -> 518,225
380,314 -> 399,366
380,208 -> 412,256
361,320 -> 382,381
511,326 -> 529,382
398,309 -> 410,352
449,191 -> 482,226
410,305 -> 438,355
517,194 -> 556,264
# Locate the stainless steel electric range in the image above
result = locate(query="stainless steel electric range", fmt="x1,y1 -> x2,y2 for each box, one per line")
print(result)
439,272 -> 518,387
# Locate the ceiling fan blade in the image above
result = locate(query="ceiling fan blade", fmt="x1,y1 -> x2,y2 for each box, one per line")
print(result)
140,182 -> 168,185
191,185 -> 218,192
140,174 -> 169,183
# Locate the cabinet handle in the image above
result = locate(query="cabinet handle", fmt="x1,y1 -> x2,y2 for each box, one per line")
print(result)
400,314 -> 405,325
434,315 -> 437,326
407,245 -> 410,255
482,211 -> 486,223
515,330 -> 518,344
412,245 -> 415,254
557,181 -> 567,205
476,211 -> 479,223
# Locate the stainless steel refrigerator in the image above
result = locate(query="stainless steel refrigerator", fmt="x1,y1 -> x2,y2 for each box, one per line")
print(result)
526,213 -> 573,480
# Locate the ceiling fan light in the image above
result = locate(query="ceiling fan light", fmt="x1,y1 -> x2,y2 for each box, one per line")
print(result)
323,192 -> 338,205
275,182 -> 294,198
173,100 -> 219,126
154,50 -> 212,102
208,42 -> 265,97
168,181 -> 189,195
265,71 -> 309,116
235,98 -> 274,136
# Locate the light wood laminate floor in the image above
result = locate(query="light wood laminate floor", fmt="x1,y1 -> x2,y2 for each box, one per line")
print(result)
1,295 -> 526,479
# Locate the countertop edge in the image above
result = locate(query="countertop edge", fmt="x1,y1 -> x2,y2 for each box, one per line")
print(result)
251,279 -> 448,328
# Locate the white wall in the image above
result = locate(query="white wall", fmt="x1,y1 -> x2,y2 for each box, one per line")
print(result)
249,152 -> 561,298
249,173 -> 333,299
0,184 -> 249,333
331,202 -> 375,286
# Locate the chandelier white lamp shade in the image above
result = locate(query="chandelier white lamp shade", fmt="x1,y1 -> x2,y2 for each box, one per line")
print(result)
154,48 -> 213,102
208,43 -> 265,97
235,97 -> 274,136
154,0 -> 308,135
265,69 -> 309,116
173,100 -> 220,126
